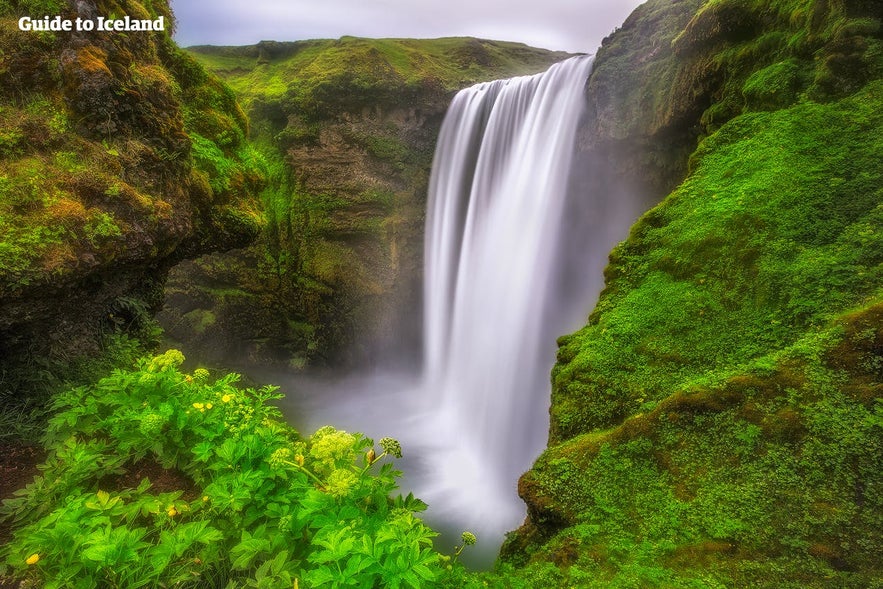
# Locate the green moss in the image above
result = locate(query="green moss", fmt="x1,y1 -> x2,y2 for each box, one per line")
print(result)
551,82 -> 883,441
501,1 -> 883,583
742,58 -> 805,109
512,309 -> 883,586
183,308 -> 216,334
0,0 -> 268,401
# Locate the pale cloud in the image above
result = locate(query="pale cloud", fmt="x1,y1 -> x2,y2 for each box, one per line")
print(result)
170,0 -> 645,54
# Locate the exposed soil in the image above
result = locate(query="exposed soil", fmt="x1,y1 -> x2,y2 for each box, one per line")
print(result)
0,443 -> 44,542
0,444 -> 43,498
0,442 -> 44,589
100,457 -> 200,500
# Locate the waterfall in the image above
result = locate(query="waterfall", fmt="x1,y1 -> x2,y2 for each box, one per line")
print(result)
419,55 -> 597,542
281,54 -> 647,562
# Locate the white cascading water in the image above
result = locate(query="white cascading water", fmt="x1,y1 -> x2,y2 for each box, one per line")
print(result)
417,55 -> 596,541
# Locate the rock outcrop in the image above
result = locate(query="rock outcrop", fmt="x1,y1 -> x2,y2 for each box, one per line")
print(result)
0,0 -> 263,395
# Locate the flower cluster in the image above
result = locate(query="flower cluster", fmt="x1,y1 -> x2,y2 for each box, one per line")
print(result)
325,469 -> 358,499
379,437 -> 402,459
268,447 -> 293,469
138,413 -> 166,437
223,399 -> 255,435
192,402 -> 213,413
309,427 -> 356,473
146,349 -> 185,372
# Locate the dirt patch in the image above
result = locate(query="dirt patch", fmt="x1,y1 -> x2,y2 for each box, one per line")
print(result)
0,443 -> 43,500
101,457 -> 200,499
0,441 -> 44,589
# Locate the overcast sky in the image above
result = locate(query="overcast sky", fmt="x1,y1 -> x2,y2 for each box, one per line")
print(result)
169,0 -> 646,54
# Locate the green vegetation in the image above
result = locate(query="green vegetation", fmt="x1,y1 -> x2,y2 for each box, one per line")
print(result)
513,308 -> 883,587
0,0 -> 265,290
190,37 -> 570,107
500,0 -> 883,585
1,351 -> 477,588
551,83 -> 883,439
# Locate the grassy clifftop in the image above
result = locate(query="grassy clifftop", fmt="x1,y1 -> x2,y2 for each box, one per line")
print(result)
500,0 -> 883,586
190,37 -> 571,99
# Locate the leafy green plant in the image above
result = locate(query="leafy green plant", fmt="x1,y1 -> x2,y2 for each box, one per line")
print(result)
0,351 -> 469,588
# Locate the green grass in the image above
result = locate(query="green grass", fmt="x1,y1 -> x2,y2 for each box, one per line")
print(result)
189,37 -> 571,103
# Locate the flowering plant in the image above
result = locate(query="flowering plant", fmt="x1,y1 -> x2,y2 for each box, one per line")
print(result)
0,351 -> 471,588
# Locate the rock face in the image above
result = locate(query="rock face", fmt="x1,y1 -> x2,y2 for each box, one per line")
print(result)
502,0 -> 883,586
0,0 -> 262,395
159,38 -> 570,368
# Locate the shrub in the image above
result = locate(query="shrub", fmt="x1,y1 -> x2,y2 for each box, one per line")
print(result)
0,350 -> 456,588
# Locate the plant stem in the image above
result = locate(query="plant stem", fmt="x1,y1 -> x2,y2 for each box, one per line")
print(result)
282,460 -> 326,487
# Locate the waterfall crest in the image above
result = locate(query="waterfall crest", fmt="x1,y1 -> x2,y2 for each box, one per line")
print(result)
419,55 -> 595,538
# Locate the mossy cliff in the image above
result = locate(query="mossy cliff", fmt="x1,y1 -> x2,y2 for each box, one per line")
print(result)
0,0 -> 263,394
159,38 -> 569,368
501,0 -> 883,587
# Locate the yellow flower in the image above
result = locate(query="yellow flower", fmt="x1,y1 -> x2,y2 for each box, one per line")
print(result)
268,448 -> 292,469
202,495 -> 209,502
26,553 -> 39,565
167,506 -> 177,517
325,469 -> 358,498
192,402 -> 204,410
205,403 -> 213,410
221,394 -> 233,403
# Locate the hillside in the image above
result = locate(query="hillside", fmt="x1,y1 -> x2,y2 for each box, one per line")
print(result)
500,0 -> 883,586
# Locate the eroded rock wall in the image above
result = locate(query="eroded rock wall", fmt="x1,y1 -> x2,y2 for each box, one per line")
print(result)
0,0 -> 262,394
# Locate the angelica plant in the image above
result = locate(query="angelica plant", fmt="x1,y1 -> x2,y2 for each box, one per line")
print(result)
0,351 -> 448,588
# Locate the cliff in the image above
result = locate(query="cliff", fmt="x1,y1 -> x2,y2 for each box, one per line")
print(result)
158,38 -> 570,368
0,0 -> 263,396
502,0 -> 883,586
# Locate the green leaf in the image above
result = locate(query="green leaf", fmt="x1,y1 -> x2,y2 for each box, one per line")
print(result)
191,441 -> 214,462
230,530 -> 271,570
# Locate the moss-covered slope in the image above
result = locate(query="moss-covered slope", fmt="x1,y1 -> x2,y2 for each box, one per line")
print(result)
159,38 -> 570,367
502,0 -> 883,586
0,0 -> 263,393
